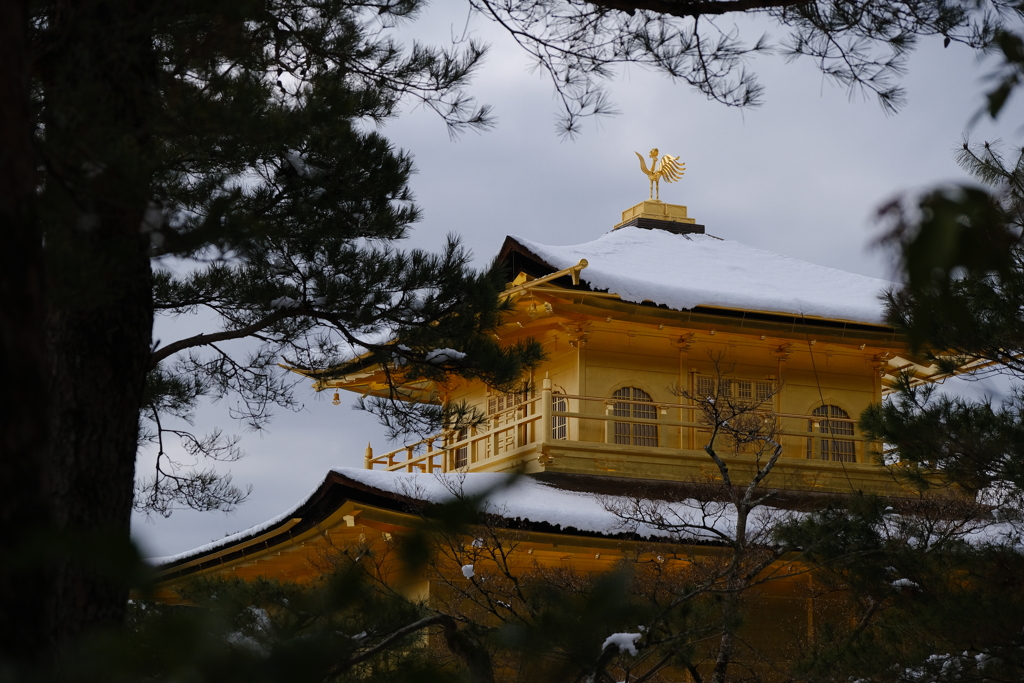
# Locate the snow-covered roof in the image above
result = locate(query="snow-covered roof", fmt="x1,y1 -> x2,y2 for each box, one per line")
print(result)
151,469 -> 750,566
153,468 -> 1024,569
338,469 -> 746,541
508,227 -> 893,325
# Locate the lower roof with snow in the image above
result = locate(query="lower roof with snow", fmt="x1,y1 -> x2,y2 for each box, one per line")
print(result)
501,228 -> 892,326
151,468 -> 875,577
153,469 -> 724,572
153,468 -> 1018,581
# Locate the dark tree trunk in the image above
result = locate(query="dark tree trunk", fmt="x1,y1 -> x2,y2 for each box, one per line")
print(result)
40,0 -> 157,649
46,236 -> 153,642
0,0 -> 53,669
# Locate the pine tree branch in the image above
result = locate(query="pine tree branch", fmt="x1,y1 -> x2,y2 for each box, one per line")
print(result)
632,650 -> 676,683
333,613 -> 494,683
149,309 -> 290,369
341,614 -> 450,670
592,0 -> 814,16
682,659 -> 705,683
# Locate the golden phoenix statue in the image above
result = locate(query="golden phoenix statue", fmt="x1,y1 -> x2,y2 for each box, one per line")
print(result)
635,148 -> 685,200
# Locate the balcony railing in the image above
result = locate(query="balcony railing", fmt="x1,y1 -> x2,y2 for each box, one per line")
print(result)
363,379 -> 872,474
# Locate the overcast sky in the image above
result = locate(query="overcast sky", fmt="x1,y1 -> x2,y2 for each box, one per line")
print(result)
133,6 -> 1024,559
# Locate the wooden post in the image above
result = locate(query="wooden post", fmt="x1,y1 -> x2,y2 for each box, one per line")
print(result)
539,374 -> 552,448
516,401 -> 529,449
605,402 -> 614,444
406,446 -> 414,473
689,368 -> 697,451
437,438 -> 450,473
364,442 -> 373,470
809,419 -> 819,460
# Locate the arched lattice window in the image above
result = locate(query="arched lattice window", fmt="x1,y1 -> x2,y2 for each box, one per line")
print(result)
807,405 -> 856,462
613,387 -> 658,447
551,393 -> 568,440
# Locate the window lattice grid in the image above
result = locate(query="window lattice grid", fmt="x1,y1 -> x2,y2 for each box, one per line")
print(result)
736,380 -> 752,399
695,375 -> 774,405
487,387 -> 532,415
807,405 -> 856,463
612,387 -> 658,447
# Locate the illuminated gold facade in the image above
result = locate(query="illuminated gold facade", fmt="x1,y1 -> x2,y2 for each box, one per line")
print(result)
309,201 -> 945,498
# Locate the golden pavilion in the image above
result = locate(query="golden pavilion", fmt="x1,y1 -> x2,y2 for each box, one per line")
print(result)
152,173 -> 959,681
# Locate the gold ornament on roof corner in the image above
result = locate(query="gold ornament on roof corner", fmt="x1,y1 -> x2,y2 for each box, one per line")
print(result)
635,148 -> 685,201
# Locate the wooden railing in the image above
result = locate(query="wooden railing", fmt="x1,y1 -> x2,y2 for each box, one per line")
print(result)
364,378 -> 873,472
363,434 -> 448,473
364,395 -> 545,473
